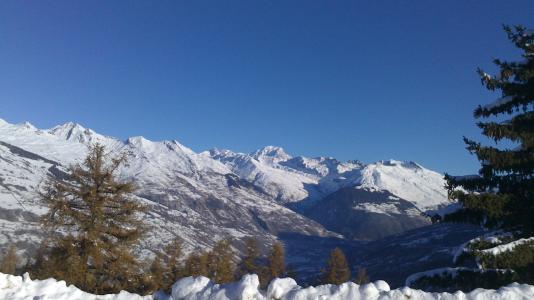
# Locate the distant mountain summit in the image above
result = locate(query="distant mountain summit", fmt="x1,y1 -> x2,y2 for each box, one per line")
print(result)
250,146 -> 292,164
0,118 -> 455,260
208,144 -> 450,213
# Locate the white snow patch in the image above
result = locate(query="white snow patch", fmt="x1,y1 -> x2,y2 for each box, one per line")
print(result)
452,232 -> 521,264
2,273 -> 534,300
482,237 -> 534,256
0,272 -> 151,299
452,234 -> 503,264
353,203 -> 401,215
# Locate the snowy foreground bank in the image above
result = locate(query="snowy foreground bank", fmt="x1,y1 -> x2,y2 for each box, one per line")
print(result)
1,273 -> 534,300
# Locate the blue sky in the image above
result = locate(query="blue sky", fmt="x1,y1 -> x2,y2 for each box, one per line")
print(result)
0,1 -> 532,174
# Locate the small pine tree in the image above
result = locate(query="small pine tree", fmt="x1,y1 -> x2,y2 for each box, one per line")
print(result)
267,241 -> 286,280
146,253 -> 165,292
321,248 -> 351,285
29,240 -> 49,278
163,238 -> 183,287
353,267 -> 370,285
207,239 -> 235,284
0,245 -> 18,274
35,144 -> 147,294
237,237 -> 276,287
239,237 -> 260,276
184,252 -> 209,277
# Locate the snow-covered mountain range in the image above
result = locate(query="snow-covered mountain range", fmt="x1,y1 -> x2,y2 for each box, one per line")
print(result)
209,146 -> 449,211
0,118 -> 454,262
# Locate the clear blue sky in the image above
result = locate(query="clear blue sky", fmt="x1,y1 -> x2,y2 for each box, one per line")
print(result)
1,1 -> 532,175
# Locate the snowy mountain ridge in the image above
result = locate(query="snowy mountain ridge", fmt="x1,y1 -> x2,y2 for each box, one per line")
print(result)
0,119 -> 333,258
0,118 -> 449,213
208,145 -> 450,213
0,118 -> 454,266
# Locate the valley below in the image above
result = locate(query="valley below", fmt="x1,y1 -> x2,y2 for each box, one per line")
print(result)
0,118 -> 472,286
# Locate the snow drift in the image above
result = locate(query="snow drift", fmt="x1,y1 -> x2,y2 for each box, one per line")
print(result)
2,272 -> 534,300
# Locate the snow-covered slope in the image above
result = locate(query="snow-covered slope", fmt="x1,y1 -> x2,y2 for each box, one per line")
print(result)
0,117 -> 454,264
304,188 -> 429,240
358,160 -> 450,212
0,119 -> 333,259
208,148 -> 321,203
209,148 -> 452,213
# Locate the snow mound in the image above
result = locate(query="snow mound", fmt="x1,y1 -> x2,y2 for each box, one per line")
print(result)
482,237 -> 534,256
172,274 -> 264,300
452,233 -> 528,263
2,273 -> 534,300
0,272 -> 151,300
452,233 -> 506,264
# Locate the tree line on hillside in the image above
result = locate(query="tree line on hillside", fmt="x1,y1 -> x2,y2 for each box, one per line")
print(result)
0,143 -> 368,295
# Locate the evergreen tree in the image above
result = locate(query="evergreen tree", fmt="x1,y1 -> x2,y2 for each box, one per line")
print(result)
353,267 -> 370,285
321,248 -> 351,285
146,253 -> 165,292
445,25 -> 534,234
267,241 -> 286,279
207,239 -> 235,284
35,144 -> 147,294
0,245 -> 18,274
29,240 -> 49,278
236,237 -> 271,288
183,252 -> 209,277
414,26 -> 534,291
239,237 -> 260,276
163,238 -> 183,288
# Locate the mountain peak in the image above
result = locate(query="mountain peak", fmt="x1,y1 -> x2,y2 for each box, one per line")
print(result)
167,139 -> 196,155
47,122 -> 98,144
378,159 -> 423,170
251,146 -> 291,164
209,148 -> 237,158
18,121 -> 37,131
127,136 -> 151,147
49,121 -> 87,133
